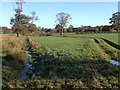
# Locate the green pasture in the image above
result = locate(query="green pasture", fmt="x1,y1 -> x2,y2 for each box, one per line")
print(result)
32,33 -> 119,61
57,33 -> 119,45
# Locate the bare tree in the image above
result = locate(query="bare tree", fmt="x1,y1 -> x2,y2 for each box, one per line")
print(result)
55,12 -> 71,35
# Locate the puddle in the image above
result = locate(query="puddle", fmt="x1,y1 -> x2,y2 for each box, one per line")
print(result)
110,59 -> 120,66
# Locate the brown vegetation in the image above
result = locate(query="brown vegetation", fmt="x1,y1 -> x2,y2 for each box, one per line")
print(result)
2,34 -> 26,64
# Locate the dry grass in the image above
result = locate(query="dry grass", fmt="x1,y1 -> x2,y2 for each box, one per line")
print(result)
1,34 -> 26,63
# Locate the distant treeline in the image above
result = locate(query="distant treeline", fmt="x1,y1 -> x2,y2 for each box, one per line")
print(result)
66,25 -> 119,34
0,25 -> 119,35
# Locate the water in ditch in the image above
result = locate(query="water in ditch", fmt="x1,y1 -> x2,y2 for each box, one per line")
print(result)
110,59 -> 120,66
18,40 -> 36,80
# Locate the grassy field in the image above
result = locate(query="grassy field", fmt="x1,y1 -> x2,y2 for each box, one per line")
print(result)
2,33 -> 120,89
78,33 -> 119,45
55,33 -> 119,45
32,33 -> 119,61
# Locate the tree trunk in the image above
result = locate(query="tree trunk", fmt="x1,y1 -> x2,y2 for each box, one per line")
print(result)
17,33 -> 19,37
60,28 -> 63,35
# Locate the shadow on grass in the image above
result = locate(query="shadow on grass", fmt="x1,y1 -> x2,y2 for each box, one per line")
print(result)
2,54 -> 24,80
30,50 -> 120,88
2,49 -> 120,88
101,38 -> 120,50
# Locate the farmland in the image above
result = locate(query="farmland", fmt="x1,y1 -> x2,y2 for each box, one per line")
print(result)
32,33 -> 119,61
1,33 -> 120,89
54,33 -> 119,45
1,1 -> 120,89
